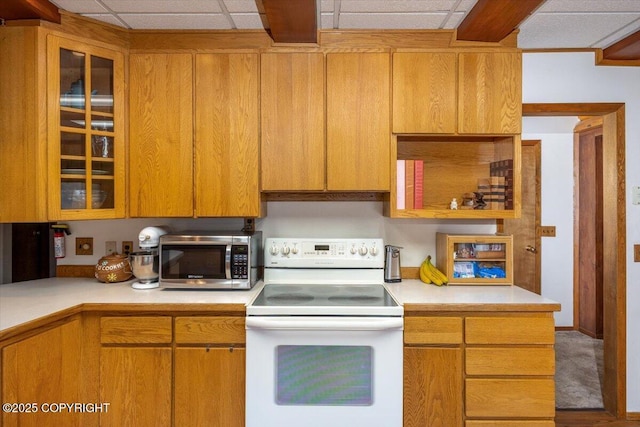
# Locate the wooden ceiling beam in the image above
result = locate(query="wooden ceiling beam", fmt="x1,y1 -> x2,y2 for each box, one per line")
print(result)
0,0 -> 60,23
603,29 -> 640,61
260,0 -> 318,44
457,0 -> 546,42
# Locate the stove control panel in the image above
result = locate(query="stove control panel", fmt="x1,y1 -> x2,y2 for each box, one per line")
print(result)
264,238 -> 384,268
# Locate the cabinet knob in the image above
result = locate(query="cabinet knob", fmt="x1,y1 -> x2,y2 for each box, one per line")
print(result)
525,245 -> 537,253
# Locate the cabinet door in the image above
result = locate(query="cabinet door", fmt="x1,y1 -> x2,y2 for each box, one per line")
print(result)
458,52 -> 522,134
260,53 -> 325,191
392,52 -> 456,134
0,26 -> 48,222
404,347 -> 463,427
129,53 -> 193,217
195,53 -> 260,216
2,319 -> 91,426
326,53 -> 390,191
175,347 -> 245,427
48,36 -> 126,220
100,347 -> 172,427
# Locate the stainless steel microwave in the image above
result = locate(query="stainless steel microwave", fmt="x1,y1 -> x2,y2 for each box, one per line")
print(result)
159,231 -> 262,289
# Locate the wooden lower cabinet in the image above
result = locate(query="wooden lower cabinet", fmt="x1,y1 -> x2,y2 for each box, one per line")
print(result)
1,318 -> 90,426
404,313 -> 556,427
100,347 -> 172,427
174,347 -> 245,427
404,346 -> 463,427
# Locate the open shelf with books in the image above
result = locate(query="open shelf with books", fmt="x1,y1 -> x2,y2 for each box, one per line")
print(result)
386,134 -> 521,219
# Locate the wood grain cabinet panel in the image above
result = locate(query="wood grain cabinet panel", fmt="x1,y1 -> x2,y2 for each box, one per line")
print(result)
392,52 -> 457,134
326,53 -> 390,191
404,347 -> 463,427
174,347 -> 245,427
465,378 -> 555,418
404,316 -> 463,344
195,53 -> 261,217
466,421 -> 555,427
458,52 -> 522,135
129,53 -> 193,217
175,316 -> 246,344
466,347 -> 555,376
260,53 -> 325,191
465,316 -> 555,344
100,347 -> 172,427
100,316 -> 172,344
1,319 -> 91,426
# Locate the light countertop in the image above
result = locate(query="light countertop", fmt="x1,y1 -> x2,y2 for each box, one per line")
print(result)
0,277 -> 560,337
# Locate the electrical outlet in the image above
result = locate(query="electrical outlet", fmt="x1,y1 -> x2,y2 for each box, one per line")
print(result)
122,241 -> 133,256
105,241 -> 117,256
76,237 -> 93,255
539,226 -> 556,237
635,244 -> 640,263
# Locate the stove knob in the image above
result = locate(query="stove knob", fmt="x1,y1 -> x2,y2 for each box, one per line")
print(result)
269,245 -> 279,255
370,245 -> 378,256
282,245 -> 291,255
291,245 -> 299,255
350,245 -> 358,255
358,245 -> 368,256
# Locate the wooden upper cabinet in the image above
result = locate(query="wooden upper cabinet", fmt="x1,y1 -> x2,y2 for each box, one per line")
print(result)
260,53 -> 325,191
195,53 -> 261,217
129,53 -> 193,217
326,53 -> 390,191
392,52 -> 457,134
458,52 -> 522,134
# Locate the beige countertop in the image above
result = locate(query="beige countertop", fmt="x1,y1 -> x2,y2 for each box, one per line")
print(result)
0,277 -> 560,337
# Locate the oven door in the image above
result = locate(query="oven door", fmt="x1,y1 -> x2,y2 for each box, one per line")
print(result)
246,316 -> 403,427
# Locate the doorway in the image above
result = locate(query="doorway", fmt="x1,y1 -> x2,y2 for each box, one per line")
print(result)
523,103 -> 626,421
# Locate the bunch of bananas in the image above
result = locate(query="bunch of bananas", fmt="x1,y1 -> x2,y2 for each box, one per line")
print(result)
419,255 -> 449,286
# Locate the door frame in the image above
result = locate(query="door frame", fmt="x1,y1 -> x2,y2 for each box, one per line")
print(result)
523,103 -> 626,419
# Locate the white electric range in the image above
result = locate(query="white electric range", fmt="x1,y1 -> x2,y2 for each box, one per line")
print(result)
246,238 -> 403,427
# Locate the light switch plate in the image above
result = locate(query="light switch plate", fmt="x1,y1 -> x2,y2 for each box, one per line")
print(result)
635,244 -> 640,263
76,237 -> 93,256
633,186 -> 640,205
539,226 -> 556,237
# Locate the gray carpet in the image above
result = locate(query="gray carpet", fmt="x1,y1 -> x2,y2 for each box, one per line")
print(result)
555,331 -> 604,409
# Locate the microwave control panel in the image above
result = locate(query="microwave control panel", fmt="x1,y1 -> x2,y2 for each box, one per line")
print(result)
231,245 -> 249,279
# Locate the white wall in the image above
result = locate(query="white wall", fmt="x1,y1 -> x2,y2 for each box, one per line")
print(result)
522,52 -> 640,411
523,117 -> 578,327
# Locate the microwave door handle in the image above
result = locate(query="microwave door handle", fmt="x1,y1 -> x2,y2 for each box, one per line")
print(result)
225,244 -> 232,279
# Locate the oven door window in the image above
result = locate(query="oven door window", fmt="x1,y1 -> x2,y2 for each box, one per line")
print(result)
275,345 -> 373,406
161,245 -> 226,279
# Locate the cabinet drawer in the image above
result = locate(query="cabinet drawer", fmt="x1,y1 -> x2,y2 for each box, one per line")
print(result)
100,316 -> 172,344
404,317 -> 462,344
175,316 -> 245,344
466,422 -> 554,427
465,317 -> 554,344
466,347 -> 555,376
465,378 -> 555,418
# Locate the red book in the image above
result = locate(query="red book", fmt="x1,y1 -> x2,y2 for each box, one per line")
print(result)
414,160 -> 423,208
405,160 -> 414,210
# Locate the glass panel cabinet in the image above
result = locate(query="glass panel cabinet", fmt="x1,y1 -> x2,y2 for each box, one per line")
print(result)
48,36 -> 125,219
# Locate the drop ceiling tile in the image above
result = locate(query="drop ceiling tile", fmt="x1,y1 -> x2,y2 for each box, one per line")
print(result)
118,13 -> 231,29
538,0 -> 640,13
455,0 -> 479,12
443,12 -> 466,29
340,0 -> 456,13
321,0 -> 335,13
230,13 -> 266,29
101,0 -> 222,14
339,12 -> 449,29
50,0 -> 108,14
83,13 -> 127,27
596,22 -> 640,48
223,0 -> 259,13
518,12 -> 640,48
321,13 -> 335,29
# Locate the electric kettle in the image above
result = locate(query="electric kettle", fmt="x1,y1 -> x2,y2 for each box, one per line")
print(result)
384,245 -> 402,283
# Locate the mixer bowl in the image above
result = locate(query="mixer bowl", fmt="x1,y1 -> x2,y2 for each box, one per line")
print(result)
129,251 -> 159,284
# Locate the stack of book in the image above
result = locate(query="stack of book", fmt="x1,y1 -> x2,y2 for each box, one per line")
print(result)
477,176 -> 506,210
396,160 -> 424,209
490,159 -> 514,209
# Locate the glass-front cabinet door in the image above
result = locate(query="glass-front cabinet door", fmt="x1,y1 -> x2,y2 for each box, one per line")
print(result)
48,36 -> 125,219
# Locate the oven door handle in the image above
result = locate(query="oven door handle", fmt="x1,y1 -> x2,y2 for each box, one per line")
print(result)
246,317 -> 403,331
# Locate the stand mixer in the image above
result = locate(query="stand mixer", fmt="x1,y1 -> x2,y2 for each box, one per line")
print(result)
130,226 -> 169,290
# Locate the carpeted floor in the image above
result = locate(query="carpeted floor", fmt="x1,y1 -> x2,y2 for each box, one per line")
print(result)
555,330 -> 604,409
